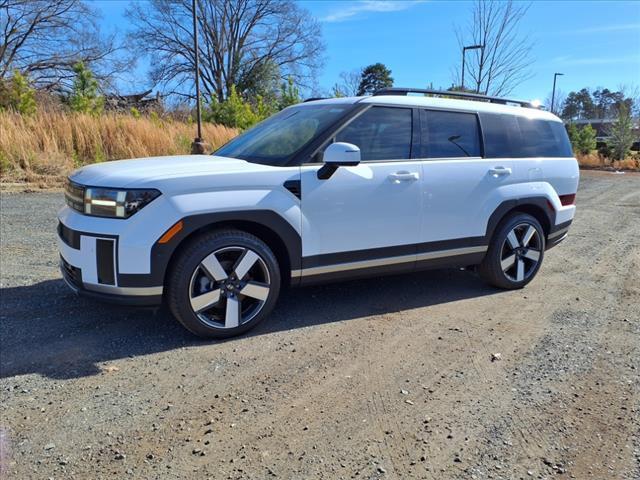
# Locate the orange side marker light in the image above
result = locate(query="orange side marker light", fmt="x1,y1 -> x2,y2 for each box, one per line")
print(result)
158,220 -> 183,244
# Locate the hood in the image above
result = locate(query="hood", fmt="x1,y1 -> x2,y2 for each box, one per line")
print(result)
69,155 -> 281,189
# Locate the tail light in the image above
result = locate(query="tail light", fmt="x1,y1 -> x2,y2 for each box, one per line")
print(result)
559,194 -> 576,206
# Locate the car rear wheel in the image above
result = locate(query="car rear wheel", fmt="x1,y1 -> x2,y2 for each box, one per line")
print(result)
478,213 -> 545,289
167,229 -> 281,338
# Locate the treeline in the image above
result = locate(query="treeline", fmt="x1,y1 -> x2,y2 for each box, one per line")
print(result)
1,0 -> 638,173
557,87 -> 635,121
0,58 -> 395,130
555,87 -> 638,164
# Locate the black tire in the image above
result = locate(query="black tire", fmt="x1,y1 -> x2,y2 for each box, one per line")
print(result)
166,229 -> 281,338
478,212 -> 546,289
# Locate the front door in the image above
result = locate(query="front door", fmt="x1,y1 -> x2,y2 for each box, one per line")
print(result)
300,106 -> 422,277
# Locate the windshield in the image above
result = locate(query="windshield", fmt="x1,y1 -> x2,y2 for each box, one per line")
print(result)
214,104 -> 351,166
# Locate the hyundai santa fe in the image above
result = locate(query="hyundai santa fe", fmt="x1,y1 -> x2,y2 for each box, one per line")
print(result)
58,88 -> 579,338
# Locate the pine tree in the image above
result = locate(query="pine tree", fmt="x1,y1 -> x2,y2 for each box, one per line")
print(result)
279,77 -> 300,109
566,123 -> 579,151
607,105 -> 636,161
68,62 -> 104,115
356,63 -> 393,96
576,124 -> 597,155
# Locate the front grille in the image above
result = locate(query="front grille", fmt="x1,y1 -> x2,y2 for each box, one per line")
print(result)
96,239 -> 116,285
65,179 -> 85,213
60,256 -> 82,289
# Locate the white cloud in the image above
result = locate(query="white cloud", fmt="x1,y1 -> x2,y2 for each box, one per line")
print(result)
320,0 -> 425,23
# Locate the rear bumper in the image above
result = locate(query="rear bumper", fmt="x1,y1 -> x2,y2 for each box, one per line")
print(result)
546,220 -> 572,250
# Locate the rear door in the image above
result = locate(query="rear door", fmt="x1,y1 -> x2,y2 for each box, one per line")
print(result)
300,106 -> 422,276
418,109 -> 515,245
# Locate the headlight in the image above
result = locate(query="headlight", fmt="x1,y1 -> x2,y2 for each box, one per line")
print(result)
65,180 -> 161,218
84,187 -> 161,218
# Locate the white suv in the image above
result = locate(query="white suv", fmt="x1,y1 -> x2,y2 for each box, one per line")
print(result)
58,88 -> 579,338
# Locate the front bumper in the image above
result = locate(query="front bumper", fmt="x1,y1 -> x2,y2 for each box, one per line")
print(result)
57,220 -> 164,306
60,256 -> 162,306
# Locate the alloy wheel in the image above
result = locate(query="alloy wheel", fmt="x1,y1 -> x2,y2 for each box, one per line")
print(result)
500,223 -> 542,282
188,246 -> 271,329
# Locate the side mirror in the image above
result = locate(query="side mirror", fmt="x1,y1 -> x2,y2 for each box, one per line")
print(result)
318,142 -> 361,180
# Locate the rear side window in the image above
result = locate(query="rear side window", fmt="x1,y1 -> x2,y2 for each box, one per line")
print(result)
481,113 -> 573,158
420,110 -> 481,158
336,106 -> 412,161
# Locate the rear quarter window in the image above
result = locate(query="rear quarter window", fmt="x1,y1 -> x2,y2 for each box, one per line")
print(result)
480,113 -> 573,158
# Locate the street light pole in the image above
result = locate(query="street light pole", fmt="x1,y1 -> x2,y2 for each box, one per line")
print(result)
191,0 -> 205,154
461,44 -> 484,92
551,72 -> 564,114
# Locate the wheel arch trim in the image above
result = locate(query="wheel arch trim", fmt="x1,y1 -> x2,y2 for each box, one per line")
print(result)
118,210 -> 302,288
484,196 -> 569,247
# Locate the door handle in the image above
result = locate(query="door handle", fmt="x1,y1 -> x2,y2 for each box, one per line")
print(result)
488,166 -> 512,177
388,171 -> 419,182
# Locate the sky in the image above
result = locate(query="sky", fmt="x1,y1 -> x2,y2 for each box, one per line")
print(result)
95,0 -> 640,104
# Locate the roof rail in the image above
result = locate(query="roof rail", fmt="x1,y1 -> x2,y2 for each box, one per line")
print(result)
303,97 -> 327,103
373,87 -> 538,108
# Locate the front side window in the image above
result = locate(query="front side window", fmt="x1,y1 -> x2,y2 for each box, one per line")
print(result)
335,106 -> 413,161
215,104 -> 351,166
421,110 -> 481,158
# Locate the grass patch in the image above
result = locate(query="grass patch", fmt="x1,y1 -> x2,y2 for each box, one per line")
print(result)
0,111 -> 238,186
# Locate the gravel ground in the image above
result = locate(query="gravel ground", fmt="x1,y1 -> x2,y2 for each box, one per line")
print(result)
1,170 -> 639,480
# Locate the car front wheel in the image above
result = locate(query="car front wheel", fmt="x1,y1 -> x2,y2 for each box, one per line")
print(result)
167,229 -> 281,338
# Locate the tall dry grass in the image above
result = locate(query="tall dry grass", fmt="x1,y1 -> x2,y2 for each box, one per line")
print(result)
576,152 -> 639,171
0,111 -> 238,186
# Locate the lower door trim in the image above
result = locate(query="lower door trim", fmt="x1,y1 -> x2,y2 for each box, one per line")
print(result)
292,245 -> 487,279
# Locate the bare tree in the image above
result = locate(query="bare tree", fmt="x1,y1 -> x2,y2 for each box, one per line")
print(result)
336,68 -> 362,97
0,0 -> 125,92
126,0 -> 324,103
454,0 -> 534,96
544,89 -> 566,114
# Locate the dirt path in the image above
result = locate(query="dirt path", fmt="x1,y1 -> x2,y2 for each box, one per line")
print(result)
1,170 -> 639,479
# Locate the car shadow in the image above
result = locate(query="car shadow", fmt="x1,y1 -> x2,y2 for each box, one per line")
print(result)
0,269 -> 500,380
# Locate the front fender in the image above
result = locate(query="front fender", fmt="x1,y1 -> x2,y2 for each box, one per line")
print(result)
116,188 -> 304,289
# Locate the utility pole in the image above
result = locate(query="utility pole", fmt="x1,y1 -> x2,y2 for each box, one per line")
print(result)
551,72 -> 564,114
191,0 -> 205,154
461,44 -> 483,92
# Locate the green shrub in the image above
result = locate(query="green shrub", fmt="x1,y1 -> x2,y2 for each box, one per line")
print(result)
130,107 -> 141,119
149,110 -> 162,127
0,71 -> 37,115
206,85 -> 259,130
0,151 -> 11,174
94,143 -> 106,163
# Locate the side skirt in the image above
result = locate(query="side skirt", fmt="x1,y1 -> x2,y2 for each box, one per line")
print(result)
296,246 -> 487,286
